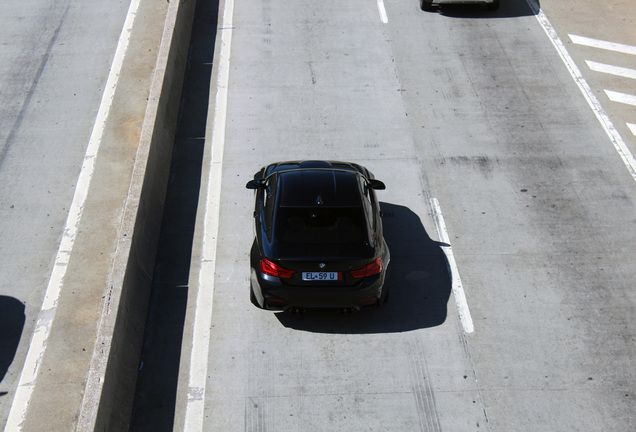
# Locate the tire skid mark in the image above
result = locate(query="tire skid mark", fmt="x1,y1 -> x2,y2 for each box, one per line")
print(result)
407,336 -> 442,432
245,396 -> 267,432
245,334 -> 268,432
457,323 -> 492,431
0,3 -> 70,168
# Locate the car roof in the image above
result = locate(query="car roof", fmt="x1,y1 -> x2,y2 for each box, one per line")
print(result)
264,160 -> 367,177
276,168 -> 363,207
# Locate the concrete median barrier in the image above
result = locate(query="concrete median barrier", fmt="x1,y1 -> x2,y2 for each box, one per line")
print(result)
76,0 -> 197,430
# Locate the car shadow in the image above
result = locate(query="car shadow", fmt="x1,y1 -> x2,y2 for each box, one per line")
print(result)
423,0 -> 539,18
275,202 -> 452,334
0,295 -> 25,385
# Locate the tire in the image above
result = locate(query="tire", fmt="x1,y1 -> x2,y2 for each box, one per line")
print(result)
420,0 -> 433,11
487,0 -> 499,10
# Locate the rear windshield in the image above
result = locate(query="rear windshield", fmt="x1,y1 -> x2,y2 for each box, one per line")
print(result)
275,207 -> 365,245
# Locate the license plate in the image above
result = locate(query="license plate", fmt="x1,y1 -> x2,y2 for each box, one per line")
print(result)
302,272 -> 341,281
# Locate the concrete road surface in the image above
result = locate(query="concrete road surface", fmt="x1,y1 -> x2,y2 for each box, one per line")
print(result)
0,0 -> 132,426
0,0 -> 176,429
174,0 -> 636,430
2,0 -> 634,429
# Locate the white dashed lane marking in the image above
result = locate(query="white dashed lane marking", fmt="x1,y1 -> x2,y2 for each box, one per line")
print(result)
570,34 -> 636,136
430,198 -> 474,334
377,0 -> 388,24
569,34 -> 636,56
586,61 -> 636,80
605,90 -> 636,107
536,11 -> 636,180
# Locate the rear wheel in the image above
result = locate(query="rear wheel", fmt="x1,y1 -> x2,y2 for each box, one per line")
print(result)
420,0 -> 433,11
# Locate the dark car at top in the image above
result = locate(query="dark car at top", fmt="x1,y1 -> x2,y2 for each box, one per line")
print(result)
246,161 -> 390,312
420,0 -> 499,11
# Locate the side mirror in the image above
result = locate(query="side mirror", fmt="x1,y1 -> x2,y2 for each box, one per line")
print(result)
368,179 -> 386,190
246,179 -> 264,189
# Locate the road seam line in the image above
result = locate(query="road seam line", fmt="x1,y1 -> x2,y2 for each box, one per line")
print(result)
430,198 -> 474,334
4,0 -> 142,429
183,0 -> 234,429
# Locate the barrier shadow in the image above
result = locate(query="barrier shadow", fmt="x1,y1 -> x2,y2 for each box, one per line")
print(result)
422,0 -> 539,18
276,202 -> 452,334
0,296 -> 25,386
128,0 -> 218,430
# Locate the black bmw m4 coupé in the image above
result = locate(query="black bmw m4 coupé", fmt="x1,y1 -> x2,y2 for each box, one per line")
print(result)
246,160 -> 390,312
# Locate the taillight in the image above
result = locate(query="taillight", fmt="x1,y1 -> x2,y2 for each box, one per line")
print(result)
260,258 -> 294,279
351,258 -> 383,278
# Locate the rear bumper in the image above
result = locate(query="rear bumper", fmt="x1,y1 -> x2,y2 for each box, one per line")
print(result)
250,267 -> 386,311
437,0 -> 496,3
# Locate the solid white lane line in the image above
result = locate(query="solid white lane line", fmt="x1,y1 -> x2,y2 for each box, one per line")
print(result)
627,123 -> 636,136
4,0 -> 142,429
377,0 -> 388,24
183,0 -> 233,430
533,10 -> 636,182
605,90 -> 636,107
569,34 -> 636,56
430,198 -> 474,334
586,60 -> 636,80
